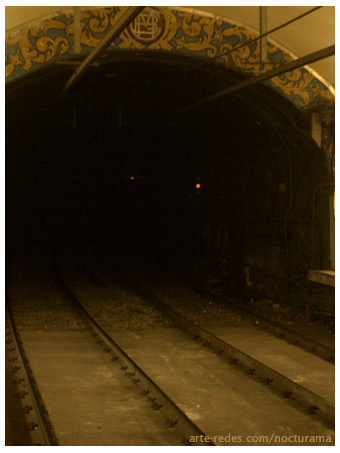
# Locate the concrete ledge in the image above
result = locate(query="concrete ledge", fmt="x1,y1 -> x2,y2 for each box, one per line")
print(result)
308,270 -> 335,287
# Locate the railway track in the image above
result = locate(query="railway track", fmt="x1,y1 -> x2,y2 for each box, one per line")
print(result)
92,249 -> 335,364
58,278 -> 214,445
6,249 -> 335,446
6,258 -> 213,446
114,276 -> 335,425
57,251 -> 335,445
5,303 -> 58,446
178,277 -> 335,363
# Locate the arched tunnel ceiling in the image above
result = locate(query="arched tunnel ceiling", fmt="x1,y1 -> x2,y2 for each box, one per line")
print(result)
5,4 -> 335,288
5,4 -> 335,88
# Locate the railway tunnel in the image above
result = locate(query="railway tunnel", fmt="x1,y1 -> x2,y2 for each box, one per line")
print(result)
5,5 -> 335,446
6,5 -> 335,305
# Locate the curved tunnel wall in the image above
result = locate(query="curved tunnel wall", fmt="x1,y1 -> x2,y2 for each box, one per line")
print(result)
5,6 -> 335,306
5,7 -> 334,107
5,6 -> 335,171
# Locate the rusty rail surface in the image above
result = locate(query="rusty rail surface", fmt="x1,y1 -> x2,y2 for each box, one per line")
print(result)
180,279 -> 335,364
5,303 -> 58,446
122,277 -> 335,427
58,277 -> 216,446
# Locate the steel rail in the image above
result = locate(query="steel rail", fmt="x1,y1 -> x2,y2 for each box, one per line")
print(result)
58,277 -> 216,446
62,6 -> 145,93
180,44 -> 335,112
123,278 -> 335,426
5,304 -> 59,446
180,279 -> 335,363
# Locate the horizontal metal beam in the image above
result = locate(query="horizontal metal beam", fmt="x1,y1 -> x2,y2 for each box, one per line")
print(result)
180,44 -> 335,112
63,6 -> 145,93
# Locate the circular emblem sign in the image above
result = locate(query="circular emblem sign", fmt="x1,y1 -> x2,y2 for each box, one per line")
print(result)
128,7 -> 165,44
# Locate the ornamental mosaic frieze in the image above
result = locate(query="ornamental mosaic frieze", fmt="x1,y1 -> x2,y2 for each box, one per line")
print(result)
5,6 -> 334,109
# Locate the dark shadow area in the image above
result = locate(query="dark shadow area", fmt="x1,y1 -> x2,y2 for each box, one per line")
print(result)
6,51 -> 333,303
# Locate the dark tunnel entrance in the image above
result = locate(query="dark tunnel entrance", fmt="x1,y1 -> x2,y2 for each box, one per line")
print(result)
6,51 -> 333,302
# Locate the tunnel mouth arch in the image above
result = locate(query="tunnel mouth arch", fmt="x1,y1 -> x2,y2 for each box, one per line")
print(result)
6,43 -> 333,305
6,6 -> 334,108
5,48 -> 325,139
